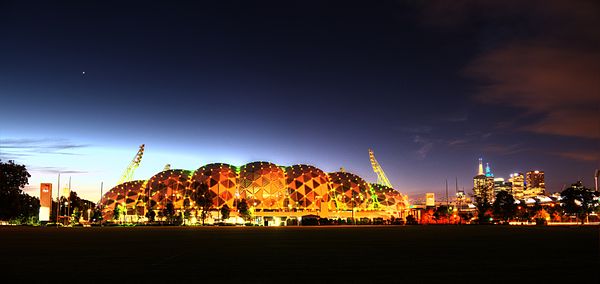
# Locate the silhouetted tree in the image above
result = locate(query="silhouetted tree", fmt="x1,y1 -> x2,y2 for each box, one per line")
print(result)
433,205 -> 451,223
458,211 -> 474,224
192,184 -> 213,225
71,207 -> 81,225
145,210 -> 156,222
405,214 -> 417,225
113,203 -> 125,223
561,181 -> 598,224
164,202 -> 175,224
91,208 -> 103,223
0,160 -> 39,223
475,194 -> 492,224
493,191 -> 516,222
237,199 -> 252,221
220,204 -> 231,220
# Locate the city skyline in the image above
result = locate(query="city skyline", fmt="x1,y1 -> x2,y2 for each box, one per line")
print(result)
1,1 -> 598,201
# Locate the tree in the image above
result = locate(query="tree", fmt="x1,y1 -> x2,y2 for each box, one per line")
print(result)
183,209 -> 192,224
220,204 -> 231,220
457,211 -> 474,224
145,210 -> 156,222
433,205 -> 451,223
191,183 -> 213,225
63,191 -> 94,224
71,207 -> 81,225
237,199 -> 252,222
533,209 -> 550,225
113,203 -> 125,223
0,160 -> 30,197
405,214 -> 417,225
0,160 -> 38,223
475,193 -> 492,224
164,202 -> 175,224
91,208 -> 103,223
493,191 -> 516,223
560,181 -> 598,224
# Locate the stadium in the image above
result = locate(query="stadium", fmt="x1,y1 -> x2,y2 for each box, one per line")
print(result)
99,148 -> 408,225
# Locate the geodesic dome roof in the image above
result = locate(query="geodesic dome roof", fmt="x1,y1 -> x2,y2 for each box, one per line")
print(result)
100,180 -> 146,219
146,169 -> 192,210
190,163 -> 238,208
285,165 -> 330,210
239,161 -> 286,209
328,172 -> 370,210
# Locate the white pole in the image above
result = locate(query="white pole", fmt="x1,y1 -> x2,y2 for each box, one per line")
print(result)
56,173 -> 61,227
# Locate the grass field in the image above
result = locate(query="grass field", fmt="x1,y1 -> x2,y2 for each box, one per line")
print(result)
1,225 -> 597,283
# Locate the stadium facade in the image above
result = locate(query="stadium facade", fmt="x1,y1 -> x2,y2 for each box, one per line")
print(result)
99,162 -> 408,224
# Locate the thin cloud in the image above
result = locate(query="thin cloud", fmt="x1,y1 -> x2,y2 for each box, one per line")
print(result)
553,151 -> 598,162
29,166 -> 88,175
460,1 -> 600,139
0,137 -> 89,156
413,135 -> 434,159
468,44 -> 600,139
398,126 -> 432,134
442,112 -> 469,122
482,144 -> 527,156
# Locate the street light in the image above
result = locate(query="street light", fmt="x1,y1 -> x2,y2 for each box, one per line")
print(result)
351,191 -> 355,225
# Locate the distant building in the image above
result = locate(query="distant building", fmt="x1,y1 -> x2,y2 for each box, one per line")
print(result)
525,170 -> 545,197
456,190 -> 465,201
473,158 -> 494,203
493,178 -> 512,197
509,173 -> 525,199
425,193 -> 435,207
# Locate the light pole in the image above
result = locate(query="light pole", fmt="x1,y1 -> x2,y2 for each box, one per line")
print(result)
56,173 -> 61,227
351,190 -> 355,225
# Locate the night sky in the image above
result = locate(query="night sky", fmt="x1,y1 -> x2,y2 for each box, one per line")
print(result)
1,1 -> 598,201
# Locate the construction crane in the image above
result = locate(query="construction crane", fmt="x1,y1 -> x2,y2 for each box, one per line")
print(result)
117,144 -> 145,185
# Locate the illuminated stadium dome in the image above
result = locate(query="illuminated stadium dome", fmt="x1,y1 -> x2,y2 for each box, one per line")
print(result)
370,183 -> 407,212
328,172 -> 371,210
285,165 -> 330,211
238,162 -> 286,210
98,161 -> 410,223
190,163 -> 238,208
146,169 -> 192,211
100,180 -> 145,219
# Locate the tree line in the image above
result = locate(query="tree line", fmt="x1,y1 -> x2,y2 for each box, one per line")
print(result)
1,160 -> 98,225
420,181 -> 599,225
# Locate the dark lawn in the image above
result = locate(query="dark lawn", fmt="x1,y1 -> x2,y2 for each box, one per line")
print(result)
1,225 -> 597,283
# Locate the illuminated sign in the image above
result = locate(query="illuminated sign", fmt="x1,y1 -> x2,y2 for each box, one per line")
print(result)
39,183 -> 52,222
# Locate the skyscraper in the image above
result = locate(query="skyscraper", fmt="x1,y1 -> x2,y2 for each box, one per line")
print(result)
493,178 -> 512,197
473,158 -> 494,203
509,173 -> 524,199
525,170 -> 545,197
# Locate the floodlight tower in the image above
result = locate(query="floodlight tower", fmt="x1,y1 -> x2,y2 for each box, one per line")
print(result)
367,149 -> 391,209
116,144 -> 145,223
118,144 -> 145,185
369,149 -> 410,210
369,149 -> 393,188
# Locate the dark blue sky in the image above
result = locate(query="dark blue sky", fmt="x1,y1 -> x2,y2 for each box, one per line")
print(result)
1,1 -> 598,200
